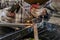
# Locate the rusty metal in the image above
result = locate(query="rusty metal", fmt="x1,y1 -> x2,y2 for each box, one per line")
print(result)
24,0 -> 49,4
33,24 -> 39,40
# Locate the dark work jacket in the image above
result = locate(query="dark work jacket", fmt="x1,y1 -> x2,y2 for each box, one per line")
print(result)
10,4 -> 20,13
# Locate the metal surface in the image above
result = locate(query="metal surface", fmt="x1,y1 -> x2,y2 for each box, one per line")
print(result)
0,23 -> 59,40
0,27 -> 32,40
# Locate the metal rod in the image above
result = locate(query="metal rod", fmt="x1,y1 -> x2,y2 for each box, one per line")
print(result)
33,23 -> 39,40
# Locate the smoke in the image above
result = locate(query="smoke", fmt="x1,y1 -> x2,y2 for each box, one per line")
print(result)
51,0 -> 60,9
